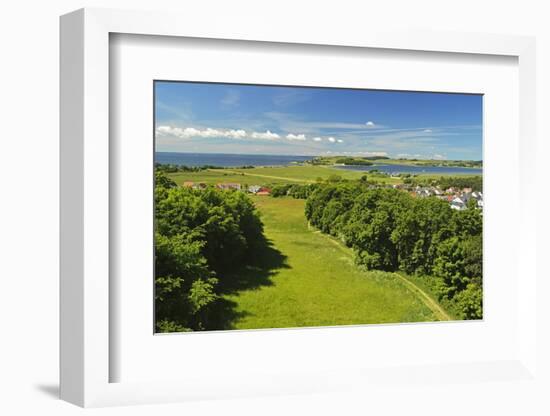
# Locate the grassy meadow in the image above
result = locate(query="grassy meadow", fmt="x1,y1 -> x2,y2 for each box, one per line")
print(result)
167,165 -> 402,187
214,196 -> 439,329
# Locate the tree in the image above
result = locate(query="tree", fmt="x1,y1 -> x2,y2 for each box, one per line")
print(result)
155,232 -> 217,331
327,174 -> 342,183
154,170 -> 265,332
392,197 -> 454,274
341,189 -> 409,270
454,282 -> 482,319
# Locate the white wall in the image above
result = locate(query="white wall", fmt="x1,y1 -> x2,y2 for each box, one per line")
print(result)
1,1 -> 548,415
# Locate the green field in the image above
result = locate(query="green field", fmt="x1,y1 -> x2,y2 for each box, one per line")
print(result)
213,196 -> 446,330
167,165 -> 402,187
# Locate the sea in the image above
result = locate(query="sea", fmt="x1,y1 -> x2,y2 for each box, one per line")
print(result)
155,152 -> 482,175
155,152 -> 313,167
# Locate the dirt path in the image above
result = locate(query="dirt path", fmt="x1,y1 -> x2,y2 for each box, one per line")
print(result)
392,273 -> 452,321
308,222 -> 452,321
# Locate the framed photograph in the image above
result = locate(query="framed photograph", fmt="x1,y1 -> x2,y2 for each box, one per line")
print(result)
60,8 -> 538,408
152,80 -> 483,334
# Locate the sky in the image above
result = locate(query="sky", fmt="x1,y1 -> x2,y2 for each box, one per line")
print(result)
155,81 -> 483,160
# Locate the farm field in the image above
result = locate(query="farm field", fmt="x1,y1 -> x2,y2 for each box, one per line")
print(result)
212,196 -> 445,330
167,165 -> 403,187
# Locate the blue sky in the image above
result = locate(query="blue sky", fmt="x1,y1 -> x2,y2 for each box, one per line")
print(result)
155,81 -> 482,160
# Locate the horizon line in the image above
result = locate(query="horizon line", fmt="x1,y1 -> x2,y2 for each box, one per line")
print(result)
155,150 -> 482,161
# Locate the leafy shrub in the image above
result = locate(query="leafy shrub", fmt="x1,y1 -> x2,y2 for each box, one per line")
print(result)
453,282 -> 483,319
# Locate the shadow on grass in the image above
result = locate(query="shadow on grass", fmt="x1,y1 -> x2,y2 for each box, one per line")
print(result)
209,236 -> 289,330
207,298 -> 250,330
217,236 -> 290,294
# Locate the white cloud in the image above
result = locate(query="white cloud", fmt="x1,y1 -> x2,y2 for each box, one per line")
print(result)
225,129 -> 247,139
286,133 -> 307,141
433,154 -> 447,160
337,139 -> 344,143
366,121 -> 375,127
200,128 -> 225,138
156,125 -> 278,141
312,137 -> 322,142
423,129 -> 433,133
251,130 -> 280,140
157,125 -> 175,134
157,126 -> 203,138
327,137 -> 336,143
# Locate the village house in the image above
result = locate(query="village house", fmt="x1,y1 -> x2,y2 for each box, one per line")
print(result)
248,185 -> 262,194
461,191 -> 472,204
182,181 -> 207,190
450,196 -> 467,210
471,191 -> 484,208
408,184 -> 483,211
415,186 -> 434,198
256,187 -> 271,196
471,191 -> 483,201
216,183 -> 242,191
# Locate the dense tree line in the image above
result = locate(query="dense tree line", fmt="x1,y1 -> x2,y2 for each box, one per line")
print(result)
334,157 -> 373,166
271,183 -> 320,199
307,156 -> 389,165
155,163 -> 256,173
305,184 -> 483,319
155,163 -> 216,173
364,156 -> 390,160
411,160 -> 483,168
155,171 -> 264,332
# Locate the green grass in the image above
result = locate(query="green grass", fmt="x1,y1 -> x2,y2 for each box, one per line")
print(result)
402,273 -> 460,320
167,169 -> 280,186
228,165 -> 403,184
227,165 -> 365,182
218,196 -> 441,330
167,165 -> 402,186
166,165 -> 479,190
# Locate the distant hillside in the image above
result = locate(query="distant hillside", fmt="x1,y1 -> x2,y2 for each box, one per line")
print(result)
395,159 -> 482,168
308,156 -> 482,169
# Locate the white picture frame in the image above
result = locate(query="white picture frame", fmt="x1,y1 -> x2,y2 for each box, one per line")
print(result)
60,7 -> 538,408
